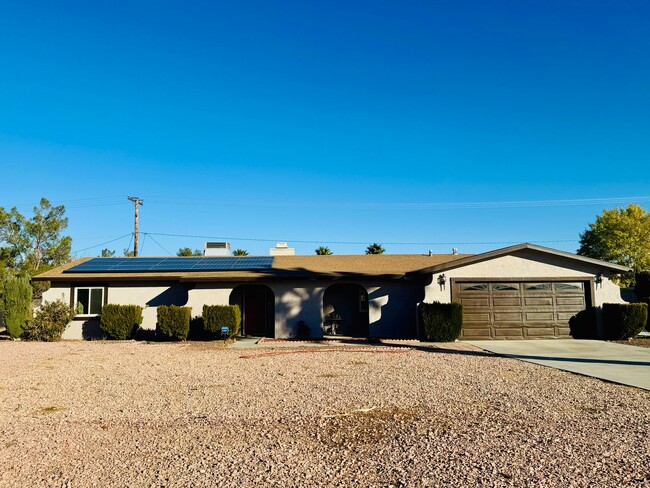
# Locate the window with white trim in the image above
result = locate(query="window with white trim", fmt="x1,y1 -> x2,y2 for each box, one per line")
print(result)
74,287 -> 104,316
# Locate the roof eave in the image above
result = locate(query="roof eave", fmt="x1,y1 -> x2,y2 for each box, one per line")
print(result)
408,243 -> 633,276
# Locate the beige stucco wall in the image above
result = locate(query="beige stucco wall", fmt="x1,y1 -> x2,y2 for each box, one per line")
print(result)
269,282 -> 326,338
108,284 -> 177,329
186,284 -> 234,317
267,280 -> 422,339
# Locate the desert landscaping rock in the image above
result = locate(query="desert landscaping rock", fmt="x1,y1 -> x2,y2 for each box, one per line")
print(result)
0,341 -> 649,486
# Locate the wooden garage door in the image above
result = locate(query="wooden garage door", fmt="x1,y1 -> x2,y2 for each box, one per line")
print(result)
453,281 -> 589,340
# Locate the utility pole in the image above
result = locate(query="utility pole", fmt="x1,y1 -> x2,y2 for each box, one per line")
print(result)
127,196 -> 144,257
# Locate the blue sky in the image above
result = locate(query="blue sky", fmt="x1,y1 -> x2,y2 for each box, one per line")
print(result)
1,1 -> 649,257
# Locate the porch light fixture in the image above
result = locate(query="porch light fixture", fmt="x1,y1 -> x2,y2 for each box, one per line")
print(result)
595,273 -> 603,288
437,273 -> 446,290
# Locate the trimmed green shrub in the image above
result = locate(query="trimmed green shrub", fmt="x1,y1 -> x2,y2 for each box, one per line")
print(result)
188,316 -> 208,340
418,301 -> 463,342
157,305 -> 191,341
100,304 -> 143,340
569,307 -> 599,339
1,276 -> 32,339
23,299 -> 74,341
635,271 -> 650,301
203,305 -> 241,339
603,302 -> 648,340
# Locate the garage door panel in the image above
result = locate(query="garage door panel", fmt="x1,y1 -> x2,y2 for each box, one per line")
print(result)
493,297 -> 521,307
525,312 -> 555,322
526,327 -> 556,337
493,312 -> 523,322
454,280 -> 588,340
494,328 -> 525,338
525,297 -> 554,306
557,311 -> 579,321
556,297 -> 585,306
460,298 -> 490,307
463,313 -> 491,323
461,328 -> 493,339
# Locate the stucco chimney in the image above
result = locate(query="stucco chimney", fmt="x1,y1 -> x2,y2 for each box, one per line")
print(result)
270,242 -> 295,256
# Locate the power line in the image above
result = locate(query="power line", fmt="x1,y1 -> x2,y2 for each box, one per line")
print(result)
144,233 -> 173,256
5,194 -> 649,212
140,195 -> 650,210
71,233 -> 133,255
143,231 -> 575,246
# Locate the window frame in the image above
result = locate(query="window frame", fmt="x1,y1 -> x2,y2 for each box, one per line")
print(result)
73,286 -> 105,317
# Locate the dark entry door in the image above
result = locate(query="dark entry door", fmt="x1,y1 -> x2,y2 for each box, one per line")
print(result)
243,286 -> 272,336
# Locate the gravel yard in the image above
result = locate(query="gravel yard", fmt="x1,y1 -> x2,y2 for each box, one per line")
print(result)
615,337 -> 650,349
0,341 -> 649,487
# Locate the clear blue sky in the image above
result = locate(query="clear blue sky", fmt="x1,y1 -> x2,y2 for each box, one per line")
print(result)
1,1 -> 648,257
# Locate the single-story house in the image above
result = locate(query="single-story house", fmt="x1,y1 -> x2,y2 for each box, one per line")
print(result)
34,243 -> 631,340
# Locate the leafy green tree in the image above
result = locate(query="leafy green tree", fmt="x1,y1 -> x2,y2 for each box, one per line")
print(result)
315,246 -> 333,255
123,248 -> 135,257
1,275 -> 32,339
578,204 -> 650,286
100,248 -> 116,257
0,198 -> 72,297
365,243 -> 385,255
176,247 -> 202,256
233,249 -> 249,256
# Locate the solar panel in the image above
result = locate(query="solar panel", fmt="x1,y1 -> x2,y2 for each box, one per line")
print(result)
64,256 -> 275,273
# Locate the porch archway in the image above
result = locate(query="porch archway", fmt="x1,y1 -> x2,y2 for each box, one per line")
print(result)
322,283 -> 369,337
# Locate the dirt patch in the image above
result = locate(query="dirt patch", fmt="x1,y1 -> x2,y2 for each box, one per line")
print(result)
614,336 -> 650,348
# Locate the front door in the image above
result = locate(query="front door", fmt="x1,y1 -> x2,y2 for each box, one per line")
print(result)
243,286 -> 272,336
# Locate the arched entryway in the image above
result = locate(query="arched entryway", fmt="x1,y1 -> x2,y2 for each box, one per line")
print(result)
230,285 -> 275,337
322,283 -> 369,337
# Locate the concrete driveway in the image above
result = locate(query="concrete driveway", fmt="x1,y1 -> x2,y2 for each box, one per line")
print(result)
467,339 -> 650,391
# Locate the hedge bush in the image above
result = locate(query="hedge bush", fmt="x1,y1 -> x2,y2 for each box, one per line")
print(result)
100,304 -> 143,340
603,302 -> 648,340
23,299 -> 74,342
1,276 -> 32,339
635,271 -> 650,302
418,301 -> 463,342
568,307 -> 599,339
157,305 -> 191,341
203,305 -> 241,339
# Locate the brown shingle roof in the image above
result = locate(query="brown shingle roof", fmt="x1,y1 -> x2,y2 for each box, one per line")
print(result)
33,254 -> 472,282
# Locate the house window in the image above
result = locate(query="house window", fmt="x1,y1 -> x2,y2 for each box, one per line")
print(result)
75,287 -> 104,316
492,283 -> 520,291
461,283 -> 489,292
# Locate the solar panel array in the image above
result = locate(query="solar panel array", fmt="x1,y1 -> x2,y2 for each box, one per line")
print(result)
64,256 -> 275,273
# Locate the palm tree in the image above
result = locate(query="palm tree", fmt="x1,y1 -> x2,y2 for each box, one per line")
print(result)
233,249 -> 249,256
177,247 -> 202,256
365,243 -> 385,255
315,246 -> 332,255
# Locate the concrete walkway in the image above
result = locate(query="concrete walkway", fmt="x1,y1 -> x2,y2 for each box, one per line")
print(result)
467,340 -> 650,391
